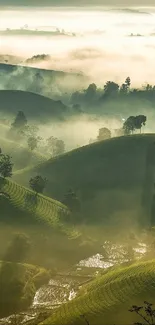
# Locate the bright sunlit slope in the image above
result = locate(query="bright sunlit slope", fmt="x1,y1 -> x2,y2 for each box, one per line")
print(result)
0,90 -> 68,122
0,177 -> 69,231
15,134 -> 155,224
40,259 -> 155,325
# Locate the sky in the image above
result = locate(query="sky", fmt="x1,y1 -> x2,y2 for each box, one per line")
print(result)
1,0 -> 155,6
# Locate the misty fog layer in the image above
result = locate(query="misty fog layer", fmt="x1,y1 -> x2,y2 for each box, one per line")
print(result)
1,7 -> 155,85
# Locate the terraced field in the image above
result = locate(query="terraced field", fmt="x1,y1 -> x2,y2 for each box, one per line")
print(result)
0,178 -> 71,234
40,259 -> 155,325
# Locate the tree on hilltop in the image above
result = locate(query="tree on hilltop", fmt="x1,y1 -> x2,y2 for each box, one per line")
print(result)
104,81 -> 119,97
120,76 -> 131,95
123,115 -> 147,135
97,127 -> 111,141
134,115 -> 147,133
123,116 -> 136,135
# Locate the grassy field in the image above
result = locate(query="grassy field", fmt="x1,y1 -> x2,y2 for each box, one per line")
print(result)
40,259 -> 155,325
14,134 -> 155,224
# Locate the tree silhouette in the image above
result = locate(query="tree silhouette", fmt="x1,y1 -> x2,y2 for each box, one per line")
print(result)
134,115 -> 147,133
29,175 -> 47,194
97,127 -> 111,141
123,115 -> 147,135
129,301 -> 155,325
11,111 -> 27,131
123,116 -> 136,135
104,81 -> 119,97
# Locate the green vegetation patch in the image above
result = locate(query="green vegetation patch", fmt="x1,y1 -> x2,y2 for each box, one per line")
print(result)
40,259 -> 155,325
0,178 -> 71,233
0,261 -> 50,318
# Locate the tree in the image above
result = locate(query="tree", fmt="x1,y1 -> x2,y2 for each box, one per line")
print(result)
97,127 -> 111,141
85,83 -> 97,101
3,233 -> 30,263
120,77 -> 131,95
29,175 -> 47,194
104,81 -> 119,97
134,115 -> 147,133
123,116 -> 136,135
63,189 -> 81,213
47,136 -> 65,156
125,76 -> 131,88
22,124 -> 39,138
28,136 -> 38,151
123,115 -> 147,135
54,139 -> 65,156
11,111 -> 27,131
0,154 -> 13,178
129,301 -> 155,325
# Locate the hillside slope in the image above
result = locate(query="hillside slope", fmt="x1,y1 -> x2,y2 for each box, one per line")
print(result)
0,178 -> 103,268
0,90 -> 68,122
15,134 -> 155,224
0,136 -> 47,171
40,259 -> 155,325
0,62 -> 87,94
0,261 -> 50,318
0,177 -> 69,230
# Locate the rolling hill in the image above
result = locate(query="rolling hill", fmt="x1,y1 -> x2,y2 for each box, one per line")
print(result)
40,259 -> 155,325
0,177 -> 69,231
0,136 -> 47,171
0,90 -> 68,122
0,62 -> 85,80
14,134 -> 155,225
0,177 -> 103,269
0,62 -> 88,95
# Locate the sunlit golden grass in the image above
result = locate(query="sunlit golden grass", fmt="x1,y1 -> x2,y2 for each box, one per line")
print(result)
40,259 -> 155,325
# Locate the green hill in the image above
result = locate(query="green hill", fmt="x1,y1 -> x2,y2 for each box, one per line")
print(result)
0,90 -> 68,122
15,134 -> 155,224
0,177 -> 69,230
0,136 -> 47,171
0,260 -> 50,318
40,259 -> 155,325
0,178 -> 103,269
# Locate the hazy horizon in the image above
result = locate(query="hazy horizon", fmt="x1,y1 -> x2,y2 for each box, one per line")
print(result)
1,7 -> 155,87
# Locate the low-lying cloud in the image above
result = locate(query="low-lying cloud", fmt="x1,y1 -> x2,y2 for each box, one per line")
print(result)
1,7 -> 155,90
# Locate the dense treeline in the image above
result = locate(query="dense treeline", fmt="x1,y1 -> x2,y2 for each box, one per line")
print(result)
69,77 -> 155,117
